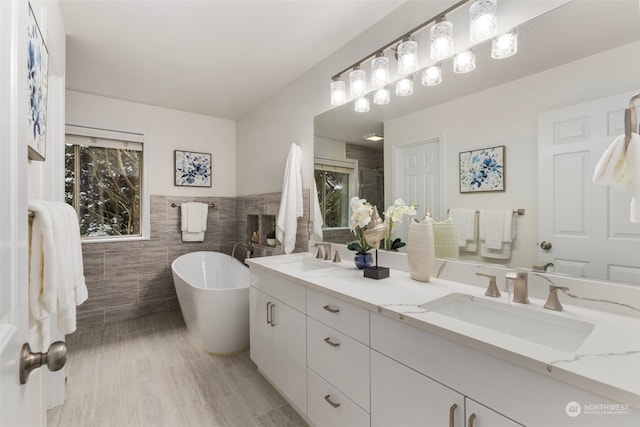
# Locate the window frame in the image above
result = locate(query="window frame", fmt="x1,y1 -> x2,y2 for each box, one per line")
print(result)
314,157 -> 358,231
65,123 -> 150,243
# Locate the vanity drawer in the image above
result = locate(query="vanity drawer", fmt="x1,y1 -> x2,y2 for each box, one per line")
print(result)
307,368 -> 370,427
307,317 -> 370,410
306,288 -> 369,344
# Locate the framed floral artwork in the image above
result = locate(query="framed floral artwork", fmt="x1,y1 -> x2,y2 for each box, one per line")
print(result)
174,150 -> 212,187
27,3 -> 49,162
459,145 -> 505,193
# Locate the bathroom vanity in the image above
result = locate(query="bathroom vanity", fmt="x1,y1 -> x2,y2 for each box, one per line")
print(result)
246,253 -> 640,427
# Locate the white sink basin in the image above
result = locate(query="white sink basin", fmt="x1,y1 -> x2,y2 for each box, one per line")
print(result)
419,293 -> 595,352
276,258 -> 335,275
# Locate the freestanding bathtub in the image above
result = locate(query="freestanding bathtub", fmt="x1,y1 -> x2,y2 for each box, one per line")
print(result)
171,251 -> 250,354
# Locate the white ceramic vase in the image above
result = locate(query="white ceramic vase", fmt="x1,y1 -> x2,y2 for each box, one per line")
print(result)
406,217 -> 435,282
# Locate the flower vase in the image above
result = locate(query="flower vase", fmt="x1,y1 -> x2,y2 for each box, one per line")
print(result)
354,253 -> 374,269
406,217 -> 435,282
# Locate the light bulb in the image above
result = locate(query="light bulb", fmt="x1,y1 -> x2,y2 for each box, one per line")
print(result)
430,20 -> 454,61
330,79 -> 346,106
492,28 -> 518,59
373,88 -> 390,105
371,54 -> 390,88
454,50 -> 476,74
354,97 -> 370,113
350,68 -> 366,98
398,39 -> 418,75
395,77 -> 413,96
422,65 -> 442,86
470,0 -> 497,43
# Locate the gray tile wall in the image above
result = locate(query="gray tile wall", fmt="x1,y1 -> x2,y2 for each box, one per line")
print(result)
77,191 -> 310,330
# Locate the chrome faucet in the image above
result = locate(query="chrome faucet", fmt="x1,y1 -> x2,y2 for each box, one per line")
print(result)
544,285 -> 570,311
313,243 -> 332,261
506,271 -> 528,304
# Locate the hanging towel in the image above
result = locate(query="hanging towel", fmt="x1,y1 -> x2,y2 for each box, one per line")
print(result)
312,178 -> 324,242
479,209 -> 516,259
449,208 -> 477,251
593,133 -> 640,223
28,201 -> 88,351
276,143 -> 303,254
181,202 -> 208,242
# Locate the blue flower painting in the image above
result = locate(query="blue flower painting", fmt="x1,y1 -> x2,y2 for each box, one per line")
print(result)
459,146 -> 505,193
175,150 -> 212,187
27,5 -> 49,161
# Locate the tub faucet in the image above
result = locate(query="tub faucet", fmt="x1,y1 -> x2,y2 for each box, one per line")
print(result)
506,271 -> 528,304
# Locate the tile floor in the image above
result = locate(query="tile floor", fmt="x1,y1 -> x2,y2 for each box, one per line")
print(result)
47,311 -> 308,427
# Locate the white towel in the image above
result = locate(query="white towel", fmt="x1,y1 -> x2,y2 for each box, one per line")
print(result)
479,209 -> 517,259
276,143 -> 303,254
28,201 -> 88,351
449,208 -> 477,250
312,178 -> 324,242
593,133 -> 640,223
181,202 -> 208,241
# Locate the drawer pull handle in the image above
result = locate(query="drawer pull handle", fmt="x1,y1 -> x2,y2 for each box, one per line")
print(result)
266,302 -> 271,325
323,305 -> 340,314
449,403 -> 457,427
270,303 -> 276,327
468,413 -> 476,427
324,337 -> 340,347
324,394 -> 341,408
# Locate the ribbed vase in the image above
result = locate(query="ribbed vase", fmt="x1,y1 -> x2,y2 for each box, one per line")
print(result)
406,217 -> 435,282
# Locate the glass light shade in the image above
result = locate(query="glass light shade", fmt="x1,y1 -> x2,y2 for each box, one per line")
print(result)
330,80 -> 346,106
454,50 -> 476,74
397,39 -> 419,75
373,88 -> 390,105
470,0 -> 497,43
422,65 -> 442,86
395,77 -> 413,96
492,28 -> 518,59
354,97 -> 370,113
350,68 -> 367,98
371,55 -> 390,88
430,20 -> 454,61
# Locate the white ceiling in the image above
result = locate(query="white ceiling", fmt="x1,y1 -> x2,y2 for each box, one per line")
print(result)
59,0 -> 405,120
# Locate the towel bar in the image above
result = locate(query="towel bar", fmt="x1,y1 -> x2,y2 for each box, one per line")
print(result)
170,202 -> 216,208
446,208 -> 525,216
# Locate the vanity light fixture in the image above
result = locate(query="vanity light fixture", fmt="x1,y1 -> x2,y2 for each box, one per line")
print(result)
492,28 -> 518,59
354,96 -> 370,113
422,64 -> 442,86
430,19 -> 454,61
454,50 -> 476,73
330,78 -> 347,106
350,67 -> 367,98
371,52 -> 390,87
470,0 -> 497,43
396,76 -> 414,96
364,133 -> 384,142
397,37 -> 419,75
373,87 -> 390,105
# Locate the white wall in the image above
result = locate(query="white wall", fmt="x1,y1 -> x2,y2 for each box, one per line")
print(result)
66,90 -> 236,197
384,42 -> 640,268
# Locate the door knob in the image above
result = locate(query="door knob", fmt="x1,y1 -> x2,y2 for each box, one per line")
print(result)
540,241 -> 552,250
20,341 -> 67,385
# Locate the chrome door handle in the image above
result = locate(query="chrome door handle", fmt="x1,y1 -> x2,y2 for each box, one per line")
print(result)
324,394 -> 341,408
20,341 -> 67,385
449,403 -> 458,427
323,305 -> 340,314
323,337 -> 340,347
468,413 -> 476,427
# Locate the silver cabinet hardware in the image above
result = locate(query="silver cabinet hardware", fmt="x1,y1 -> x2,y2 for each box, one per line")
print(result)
540,241 -> 552,250
323,337 -> 340,347
323,305 -> 340,314
266,302 -> 272,325
270,303 -> 276,326
468,413 -> 476,427
20,341 -> 66,385
324,394 -> 341,408
449,403 -> 458,427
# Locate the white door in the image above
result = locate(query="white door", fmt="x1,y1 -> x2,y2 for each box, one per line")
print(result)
1,0 -> 31,425
538,91 -> 640,284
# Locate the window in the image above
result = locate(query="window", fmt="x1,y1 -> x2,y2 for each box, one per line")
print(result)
65,125 -> 147,240
314,158 -> 357,228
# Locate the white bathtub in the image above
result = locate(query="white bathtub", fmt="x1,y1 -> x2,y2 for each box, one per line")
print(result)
171,251 -> 249,354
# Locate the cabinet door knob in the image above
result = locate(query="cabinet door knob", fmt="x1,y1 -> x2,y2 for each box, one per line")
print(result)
323,305 -> 340,314
449,403 -> 458,427
324,394 -> 341,408
323,337 -> 340,348
468,413 -> 476,427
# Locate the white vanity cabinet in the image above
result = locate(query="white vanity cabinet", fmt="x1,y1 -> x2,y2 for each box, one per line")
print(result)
248,270 -> 307,415
465,398 -> 522,427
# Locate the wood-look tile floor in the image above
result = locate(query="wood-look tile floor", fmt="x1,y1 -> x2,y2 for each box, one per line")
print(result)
47,311 -> 308,427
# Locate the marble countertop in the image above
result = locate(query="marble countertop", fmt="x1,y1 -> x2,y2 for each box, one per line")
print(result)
246,253 -> 640,409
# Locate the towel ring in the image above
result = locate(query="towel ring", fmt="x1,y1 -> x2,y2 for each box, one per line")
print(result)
624,92 -> 640,149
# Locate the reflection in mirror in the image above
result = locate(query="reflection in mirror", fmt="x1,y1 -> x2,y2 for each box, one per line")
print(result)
314,0 -> 640,285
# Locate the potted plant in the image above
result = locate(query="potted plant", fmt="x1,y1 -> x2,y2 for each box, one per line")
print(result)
383,199 -> 417,251
266,229 -> 276,247
347,197 -> 375,269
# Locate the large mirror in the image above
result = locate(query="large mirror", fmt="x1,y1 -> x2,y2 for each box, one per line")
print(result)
314,0 -> 640,285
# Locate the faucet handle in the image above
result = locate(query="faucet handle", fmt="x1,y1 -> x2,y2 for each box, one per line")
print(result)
544,285 -> 569,311
476,273 -> 500,298
332,250 -> 342,263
